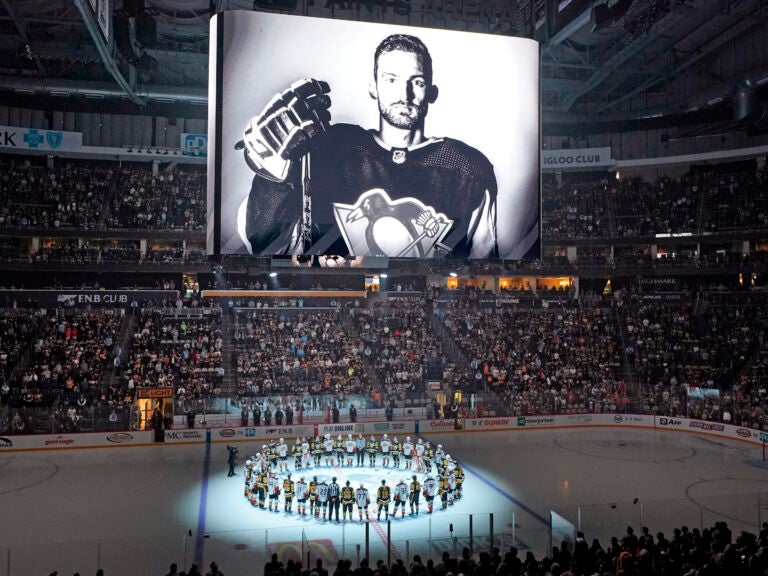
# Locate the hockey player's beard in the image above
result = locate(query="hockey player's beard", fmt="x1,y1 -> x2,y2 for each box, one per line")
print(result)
380,101 -> 427,130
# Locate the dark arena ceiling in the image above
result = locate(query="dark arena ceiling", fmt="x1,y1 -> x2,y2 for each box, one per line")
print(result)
0,0 -> 767,137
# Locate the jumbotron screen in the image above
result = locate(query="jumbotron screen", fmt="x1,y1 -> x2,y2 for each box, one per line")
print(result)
207,11 -> 540,260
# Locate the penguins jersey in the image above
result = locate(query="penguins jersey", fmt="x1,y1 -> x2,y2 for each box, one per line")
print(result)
423,477 -> 437,497
394,482 -> 408,502
438,478 -> 449,495
380,439 -> 392,454
409,479 -> 422,497
316,483 -> 329,503
245,124 -> 498,259
296,481 -> 309,501
283,479 -> 295,497
391,442 -> 402,456
377,485 -> 391,504
312,440 -> 323,455
367,440 -> 378,454
355,487 -> 370,508
341,486 -> 355,504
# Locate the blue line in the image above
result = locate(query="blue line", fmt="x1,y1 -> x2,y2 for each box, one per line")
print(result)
461,462 -> 549,526
194,432 -> 212,566
414,432 -> 549,527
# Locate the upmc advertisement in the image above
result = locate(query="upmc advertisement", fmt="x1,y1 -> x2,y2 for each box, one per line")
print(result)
208,11 -> 540,260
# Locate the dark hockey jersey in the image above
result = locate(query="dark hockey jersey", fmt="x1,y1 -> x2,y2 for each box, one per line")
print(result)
245,124 -> 497,258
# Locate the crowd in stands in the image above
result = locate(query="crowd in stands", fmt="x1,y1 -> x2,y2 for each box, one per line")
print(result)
2,286 -> 768,434
352,296 -> 447,403
123,309 -> 224,400
0,157 -> 206,231
541,166 -> 768,239
106,164 -> 206,230
0,158 -> 111,229
0,308 -> 123,433
233,308 -> 371,401
438,300 -> 626,415
0,239 -> 205,264
1,154 -> 767,240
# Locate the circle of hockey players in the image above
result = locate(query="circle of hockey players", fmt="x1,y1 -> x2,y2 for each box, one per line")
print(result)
241,434 -> 465,523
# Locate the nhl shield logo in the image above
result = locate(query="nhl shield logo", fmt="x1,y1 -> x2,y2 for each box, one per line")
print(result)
333,189 -> 454,258
46,131 -> 63,149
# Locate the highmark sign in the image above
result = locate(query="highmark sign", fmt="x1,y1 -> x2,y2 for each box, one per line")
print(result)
0,124 -> 83,153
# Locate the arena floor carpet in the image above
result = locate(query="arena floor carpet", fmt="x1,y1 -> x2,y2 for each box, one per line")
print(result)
1,428 -> 766,576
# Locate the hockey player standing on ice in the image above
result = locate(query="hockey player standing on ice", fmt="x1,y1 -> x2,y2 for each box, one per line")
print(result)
283,473 -> 296,513
446,465 -> 457,506
414,438 -> 426,472
268,471 -> 281,512
435,444 -> 446,473
301,436 -> 312,469
335,434 -> 345,467
345,433 -> 357,467
292,438 -> 303,470
255,469 -> 269,508
309,475 -> 318,516
238,34 -> 498,259
380,434 -> 392,467
323,434 -> 335,466
296,476 -> 309,515
367,435 -> 379,467
393,478 -> 409,518
454,461 -> 465,500
391,436 -> 402,469
409,474 -> 422,516
403,436 -> 414,470
341,480 -> 356,521
423,441 -> 435,474
312,435 -> 323,467
316,477 -> 330,519
422,473 -> 437,514
276,438 -> 289,472
438,474 -> 449,510
377,479 -> 392,521
355,482 -> 371,521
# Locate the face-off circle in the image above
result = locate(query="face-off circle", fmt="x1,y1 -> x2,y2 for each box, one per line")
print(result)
240,435 -> 464,522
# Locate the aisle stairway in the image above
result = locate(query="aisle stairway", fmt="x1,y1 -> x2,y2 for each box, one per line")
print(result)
218,309 -> 238,396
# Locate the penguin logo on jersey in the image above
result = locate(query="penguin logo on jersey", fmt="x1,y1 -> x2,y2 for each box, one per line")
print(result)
333,189 -> 453,258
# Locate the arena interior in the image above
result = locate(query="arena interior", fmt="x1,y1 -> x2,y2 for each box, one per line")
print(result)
1,1 -> 768,576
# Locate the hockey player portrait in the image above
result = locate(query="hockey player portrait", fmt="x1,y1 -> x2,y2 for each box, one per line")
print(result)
211,12 -> 540,259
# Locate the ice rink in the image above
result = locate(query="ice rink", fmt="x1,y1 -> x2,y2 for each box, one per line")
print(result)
1,427 -> 767,576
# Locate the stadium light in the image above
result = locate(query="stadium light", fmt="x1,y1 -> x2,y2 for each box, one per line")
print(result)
449,272 -> 458,278
268,272 -> 277,278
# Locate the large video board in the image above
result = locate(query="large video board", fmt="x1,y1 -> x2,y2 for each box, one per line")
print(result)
208,11 -> 540,260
